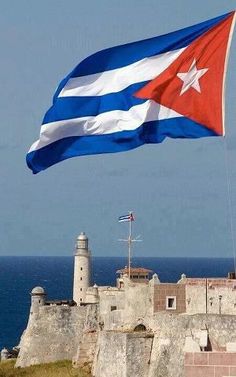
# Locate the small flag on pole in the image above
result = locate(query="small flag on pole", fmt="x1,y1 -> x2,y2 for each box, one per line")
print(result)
118,213 -> 135,223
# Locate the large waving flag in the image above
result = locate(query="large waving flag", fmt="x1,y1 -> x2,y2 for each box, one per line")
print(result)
27,12 -> 235,174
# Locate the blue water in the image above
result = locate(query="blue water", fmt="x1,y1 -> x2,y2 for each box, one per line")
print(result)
0,256 -> 234,350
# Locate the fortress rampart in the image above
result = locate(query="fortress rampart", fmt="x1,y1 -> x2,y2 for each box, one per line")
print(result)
93,314 -> 236,377
16,305 -> 86,367
12,233 -> 236,377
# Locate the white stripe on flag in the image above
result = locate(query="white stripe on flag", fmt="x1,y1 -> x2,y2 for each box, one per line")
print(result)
119,215 -> 130,220
58,48 -> 186,97
29,101 -> 182,153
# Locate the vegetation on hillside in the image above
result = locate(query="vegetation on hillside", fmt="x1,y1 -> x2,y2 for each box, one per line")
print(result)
0,360 -> 91,377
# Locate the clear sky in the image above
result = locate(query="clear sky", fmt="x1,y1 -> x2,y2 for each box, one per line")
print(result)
0,0 -> 236,257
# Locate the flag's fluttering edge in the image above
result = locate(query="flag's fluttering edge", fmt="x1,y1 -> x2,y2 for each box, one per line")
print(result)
119,213 -> 135,223
27,12 -> 235,174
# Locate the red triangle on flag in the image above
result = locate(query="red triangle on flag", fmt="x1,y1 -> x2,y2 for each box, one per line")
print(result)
135,12 -> 235,136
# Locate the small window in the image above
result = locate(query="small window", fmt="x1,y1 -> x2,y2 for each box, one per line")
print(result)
80,288 -> 82,291
80,298 -> 82,302
111,306 -> 117,311
80,277 -> 82,281
166,296 -> 176,310
80,267 -> 83,271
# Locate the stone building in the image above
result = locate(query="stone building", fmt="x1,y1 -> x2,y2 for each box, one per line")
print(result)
14,232 -> 236,377
73,232 -> 91,304
30,286 -> 46,315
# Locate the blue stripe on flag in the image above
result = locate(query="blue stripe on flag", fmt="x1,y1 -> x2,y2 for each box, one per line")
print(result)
53,13 -> 229,100
26,117 -> 217,174
43,82 -> 147,124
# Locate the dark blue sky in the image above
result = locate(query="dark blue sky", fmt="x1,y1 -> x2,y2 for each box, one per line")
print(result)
0,0 -> 236,257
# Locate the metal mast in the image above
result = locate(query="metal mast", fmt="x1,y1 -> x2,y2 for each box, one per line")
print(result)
119,211 -> 142,278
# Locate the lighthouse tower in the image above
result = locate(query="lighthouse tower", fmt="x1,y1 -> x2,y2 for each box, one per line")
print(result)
73,232 -> 91,304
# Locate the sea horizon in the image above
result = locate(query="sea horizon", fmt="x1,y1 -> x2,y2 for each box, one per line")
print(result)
0,255 -> 234,259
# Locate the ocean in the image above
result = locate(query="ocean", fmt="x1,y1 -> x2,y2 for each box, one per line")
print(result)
0,256 -> 234,351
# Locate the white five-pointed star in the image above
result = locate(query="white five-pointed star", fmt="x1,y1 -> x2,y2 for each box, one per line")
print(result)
177,59 -> 208,95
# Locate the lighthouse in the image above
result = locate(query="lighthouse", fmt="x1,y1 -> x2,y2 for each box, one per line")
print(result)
73,232 -> 91,304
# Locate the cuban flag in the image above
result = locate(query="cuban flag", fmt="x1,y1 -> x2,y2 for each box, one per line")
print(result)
27,12 -> 235,174
119,213 -> 135,223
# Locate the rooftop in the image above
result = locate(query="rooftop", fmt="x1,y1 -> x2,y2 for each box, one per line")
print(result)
31,286 -> 45,295
116,267 -> 153,274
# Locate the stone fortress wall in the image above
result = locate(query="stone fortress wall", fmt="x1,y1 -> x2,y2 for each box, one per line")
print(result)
93,314 -> 236,377
13,232 -> 236,377
184,277 -> 236,315
16,305 -> 86,367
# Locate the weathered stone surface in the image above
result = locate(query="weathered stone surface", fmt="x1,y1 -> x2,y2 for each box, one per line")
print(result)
74,331 -> 98,368
93,332 -> 126,377
226,342 -> 236,351
93,331 -> 153,377
185,278 -> 236,315
90,314 -> 236,377
16,305 -> 87,367
126,333 -> 153,377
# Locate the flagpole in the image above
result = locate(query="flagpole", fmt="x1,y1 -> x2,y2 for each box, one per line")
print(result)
118,212 -> 142,279
128,212 -> 132,279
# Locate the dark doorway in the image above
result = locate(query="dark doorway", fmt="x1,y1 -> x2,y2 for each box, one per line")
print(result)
134,324 -> 146,332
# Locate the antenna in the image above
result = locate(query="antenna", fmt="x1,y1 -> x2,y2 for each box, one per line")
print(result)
118,211 -> 142,278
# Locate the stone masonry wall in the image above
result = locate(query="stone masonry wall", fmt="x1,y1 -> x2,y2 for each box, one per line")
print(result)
93,314 -> 236,377
185,279 -> 236,315
16,305 -> 87,367
93,331 -> 154,377
98,288 -> 125,330
126,333 -> 154,377
147,314 -> 236,377
185,284 -> 206,314
122,279 -> 153,327
98,278 -> 153,331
